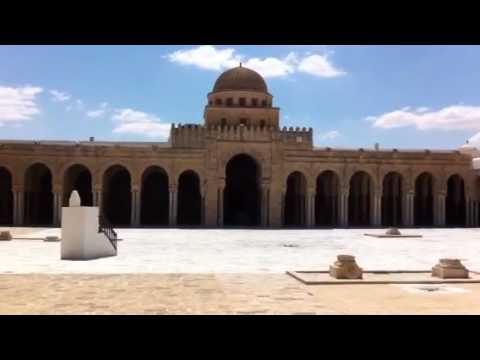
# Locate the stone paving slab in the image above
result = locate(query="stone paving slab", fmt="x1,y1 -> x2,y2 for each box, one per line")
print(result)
1,273 -> 480,314
287,270 -> 480,285
0,227 -> 479,273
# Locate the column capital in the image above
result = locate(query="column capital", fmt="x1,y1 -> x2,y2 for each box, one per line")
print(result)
12,185 -> 24,193
131,185 -> 140,192
218,178 -> 226,190
169,183 -> 178,192
307,187 -> 316,197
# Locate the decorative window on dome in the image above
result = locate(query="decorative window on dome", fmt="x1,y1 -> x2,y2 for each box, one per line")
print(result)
221,118 -> 227,127
215,98 -> 222,106
240,118 -> 248,126
260,120 -> 266,128
251,98 -> 258,107
226,98 -> 233,107
239,98 -> 246,107
261,100 -> 267,107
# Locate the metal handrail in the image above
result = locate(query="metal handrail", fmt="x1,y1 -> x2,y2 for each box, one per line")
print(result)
98,212 -> 117,251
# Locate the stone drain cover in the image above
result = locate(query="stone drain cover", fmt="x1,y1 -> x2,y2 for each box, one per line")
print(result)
396,284 -> 470,294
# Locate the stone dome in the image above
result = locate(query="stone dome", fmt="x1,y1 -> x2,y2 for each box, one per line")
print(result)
213,65 -> 268,93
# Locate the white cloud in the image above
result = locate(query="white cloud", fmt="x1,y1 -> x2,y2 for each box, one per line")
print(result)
86,109 -> 107,118
86,102 -> 110,118
112,108 -> 170,140
369,105 -> 480,131
244,53 -> 297,78
167,45 -> 345,79
50,90 -> 71,102
298,54 -> 346,78
319,130 -> 342,140
167,45 -> 241,71
0,86 -> 43,125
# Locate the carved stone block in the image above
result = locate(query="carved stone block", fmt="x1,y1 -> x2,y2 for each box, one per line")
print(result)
432,258 -> 469,279
329,255 -> 363,279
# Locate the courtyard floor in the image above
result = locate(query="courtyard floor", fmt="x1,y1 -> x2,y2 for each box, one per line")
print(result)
0,227 -> 479,314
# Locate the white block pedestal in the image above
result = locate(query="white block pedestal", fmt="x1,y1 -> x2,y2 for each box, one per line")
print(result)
61,206 -> 117,260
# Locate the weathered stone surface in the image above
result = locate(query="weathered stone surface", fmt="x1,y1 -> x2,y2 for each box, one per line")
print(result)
44,236 -> 61,242
0,231 -> 12,241
386,228 -> 401,236
432,258 -> 469,279
329,255 -> 363,280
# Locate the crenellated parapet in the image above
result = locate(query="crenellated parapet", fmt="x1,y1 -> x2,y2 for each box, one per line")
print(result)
170,124 -> 206,148
278,127 -> 313,148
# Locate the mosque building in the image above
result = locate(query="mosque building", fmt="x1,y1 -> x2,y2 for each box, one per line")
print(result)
0,65 -> 478,228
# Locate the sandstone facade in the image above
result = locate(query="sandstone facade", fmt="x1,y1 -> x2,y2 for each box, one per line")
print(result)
0,66 -> 478,228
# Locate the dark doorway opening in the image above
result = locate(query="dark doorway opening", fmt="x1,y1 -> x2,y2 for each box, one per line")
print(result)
349,171 -> 372,227
24,163 -> 53,225
382,172 -> 403,227
177,170 -> 202,226
103,165 -> 131,226
446,174 -> 466,227
224,154 -> 260,227
0,167 -> 13,225
284,171 -> 307,227
63,164 -> 93,206
315,170 -> 339,227
414,172 -> 434,227
141,167 -> 169,226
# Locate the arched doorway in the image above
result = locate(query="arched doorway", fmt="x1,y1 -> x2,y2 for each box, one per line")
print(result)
140,166 -> 169,226
63,164 -> 93,206
24,163 -> 53,225
103,165 -> 131,226
224,154 -> 260,227
315,170 -> 339,227
349,171 -> 373,227
0,167 -> 13,225
446,174 -> 466,227
177,170 -> 202,226
414,172 -> 434,227
284,171 -> 307,227
382,172 -> 403,227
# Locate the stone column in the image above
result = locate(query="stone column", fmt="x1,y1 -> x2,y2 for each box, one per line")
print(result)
435,192 -> 446,227
13,186 -> 24,226
217,179 -> 225,227
12,190 -> 17,225
339,188 -> 349,227
403,191 -> 414,227
200,185 -> 206,227
466,197 -> 473,227
372,189 -> 382,227
131,188 -> 140,227
53,186 -> 62,226
281,190 -> 286,227
260,182 -> 270,227
169,184 -> 178,227
306,188 -> 315,228
465,197 -> 469,227
93,185 -> 102,211
473,201 -> 479,227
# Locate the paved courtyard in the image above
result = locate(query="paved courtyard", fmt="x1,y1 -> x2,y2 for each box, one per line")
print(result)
1,227 -> 479,273
1,227 -> 480,314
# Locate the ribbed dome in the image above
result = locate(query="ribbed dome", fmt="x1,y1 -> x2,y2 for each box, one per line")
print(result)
213,66 -> 268,93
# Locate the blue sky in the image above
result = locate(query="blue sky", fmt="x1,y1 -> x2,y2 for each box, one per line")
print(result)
1,45 -> 480,149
